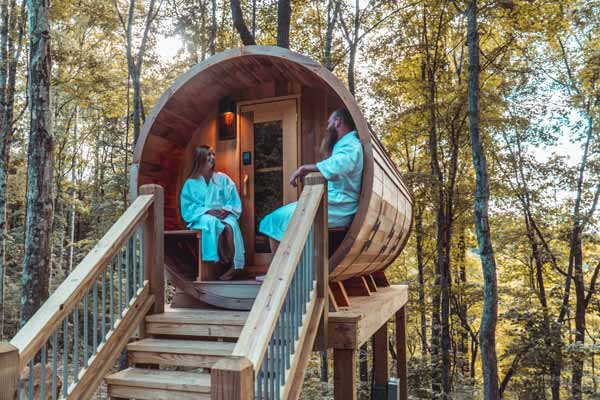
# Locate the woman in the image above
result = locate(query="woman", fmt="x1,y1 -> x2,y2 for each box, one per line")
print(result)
180,145 -> 244,280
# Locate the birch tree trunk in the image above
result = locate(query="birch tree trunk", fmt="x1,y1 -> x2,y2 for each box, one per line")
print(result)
20,0 -> 54,326
466,1 -> 499,397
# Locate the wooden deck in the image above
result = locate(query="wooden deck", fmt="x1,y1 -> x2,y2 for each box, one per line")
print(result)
328,284 -> 408,400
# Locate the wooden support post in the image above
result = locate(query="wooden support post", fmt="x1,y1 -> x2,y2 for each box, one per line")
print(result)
334,348 -> 357,400
343,276 -> 371,297
140,184 -> 164,315
373,324 -> 389,400
0,343 -> 19,400
307,172 -> 328,352
396,307 -> 408,400
330,281 -> 351,307
365,275 -> 377,292
372,271 -> 391,287
211,356 -> 254,400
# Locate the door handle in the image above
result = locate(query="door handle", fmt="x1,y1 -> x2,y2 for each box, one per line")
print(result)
243,174 -> 249,197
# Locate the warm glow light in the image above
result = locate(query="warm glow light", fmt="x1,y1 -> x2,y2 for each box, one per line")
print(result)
222,111 -> 235,127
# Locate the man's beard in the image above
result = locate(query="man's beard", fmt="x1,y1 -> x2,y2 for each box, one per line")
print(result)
320,126 -> 338,156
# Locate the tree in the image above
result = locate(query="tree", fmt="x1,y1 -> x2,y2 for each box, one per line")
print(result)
20,0 -> 54,326
466,0 -> 499,397
276,0 -> 290,48
230,0 -> 255,45
0,0 -> 25,329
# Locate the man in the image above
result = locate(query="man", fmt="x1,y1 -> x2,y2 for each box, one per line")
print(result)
259,107 -> 363,253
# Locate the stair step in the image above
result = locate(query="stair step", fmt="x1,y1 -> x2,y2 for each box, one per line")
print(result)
146,308 -> 248,338
106,368 -> 210,400
127,338 -> 235,368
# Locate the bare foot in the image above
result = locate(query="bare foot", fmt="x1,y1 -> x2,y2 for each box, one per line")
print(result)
219,266 -> 236,281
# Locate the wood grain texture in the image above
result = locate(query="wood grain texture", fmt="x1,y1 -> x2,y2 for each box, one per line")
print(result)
232,182 -> 324,368
0,343 -> 19,400
373,324 -> 389,390
11,194 -> 154,370
328,285 -> 408,349
396,307 -> 408,400
140,184 -> 165,314
130,46 -> 413,292
334,348 -> 357,400
330,281 -> 350,307
210,356 -> 254,400
74,289 -> 155,399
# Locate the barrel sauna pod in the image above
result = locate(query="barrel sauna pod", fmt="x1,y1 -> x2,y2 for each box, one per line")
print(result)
131,46 -> 413,309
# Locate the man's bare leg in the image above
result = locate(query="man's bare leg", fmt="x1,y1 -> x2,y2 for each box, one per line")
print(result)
269,238 -> 280,255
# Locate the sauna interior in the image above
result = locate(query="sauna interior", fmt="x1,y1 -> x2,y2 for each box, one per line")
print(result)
132,47 -> 413,309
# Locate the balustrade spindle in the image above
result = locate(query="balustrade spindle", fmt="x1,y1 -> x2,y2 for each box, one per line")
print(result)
101,269 -> 106,340
52,331 -> 58,400
62,318 -> 68,398
83,293 -> 89,368
139,229 -> 144,288
125,243 -> 130,305
28,359 -> 33,400
132,237 -> 137,294
92,282 -> 98,353
40,344 -> 46,400
73,307 -> 79,383
118,249 -> 123,315
108,261 -> 113,328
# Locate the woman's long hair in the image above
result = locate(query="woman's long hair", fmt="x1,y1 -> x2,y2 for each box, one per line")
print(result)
188,145 -> 214,179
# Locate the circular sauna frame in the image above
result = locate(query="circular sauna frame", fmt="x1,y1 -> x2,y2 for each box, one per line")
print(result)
133,46 -> 413,288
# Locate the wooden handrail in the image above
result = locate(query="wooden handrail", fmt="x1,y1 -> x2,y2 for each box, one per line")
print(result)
233,180 -> 325,368
11,193 -> 155,370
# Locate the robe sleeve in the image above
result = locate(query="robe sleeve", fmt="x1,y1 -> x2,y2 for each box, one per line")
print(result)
180,179 -> 209,226
222,175 -> 242,219
316,140 -> 362,181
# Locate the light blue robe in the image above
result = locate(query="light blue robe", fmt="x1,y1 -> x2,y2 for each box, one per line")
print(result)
180,172 -> 245,269
259,131 -> 364,241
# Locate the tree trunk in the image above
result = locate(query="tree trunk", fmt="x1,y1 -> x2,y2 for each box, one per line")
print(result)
209,0 -> 217,55
466,1 -> 499,398
0,0 -> 25,328
415,206 -> 427,359
230,0 -> 255,45
276,0 -> 290,48
67,108 -> 78,273
324,0 -> 340,71
20,0 -> 54,326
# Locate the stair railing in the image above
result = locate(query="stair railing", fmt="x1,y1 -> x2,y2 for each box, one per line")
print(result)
0,184 -> 164,400
212,173 -> 329,400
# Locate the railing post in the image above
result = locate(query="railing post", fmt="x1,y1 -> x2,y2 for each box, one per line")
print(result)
0,343 -> 19,400
211,356 -> 254,400
305,172 -> 328,351
140,184 -> 164,314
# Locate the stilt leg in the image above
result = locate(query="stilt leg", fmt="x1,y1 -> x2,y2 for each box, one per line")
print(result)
374,323 -> 389,400
334,348 -> 357,400
396,307 -> 408,400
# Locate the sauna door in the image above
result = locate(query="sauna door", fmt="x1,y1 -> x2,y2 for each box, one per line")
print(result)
238,97 -> 299,266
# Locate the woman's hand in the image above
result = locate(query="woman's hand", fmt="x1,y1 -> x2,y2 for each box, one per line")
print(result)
206,209 -> 229,219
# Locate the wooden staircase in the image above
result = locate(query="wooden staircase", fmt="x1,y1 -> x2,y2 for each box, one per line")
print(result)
105,307 -> 248,399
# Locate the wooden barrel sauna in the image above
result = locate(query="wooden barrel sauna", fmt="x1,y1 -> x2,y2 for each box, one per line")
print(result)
131,46 -> 413,309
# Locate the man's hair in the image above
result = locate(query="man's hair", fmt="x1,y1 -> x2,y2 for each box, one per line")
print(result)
333,107 -> 356,131
188,145 -> 215,179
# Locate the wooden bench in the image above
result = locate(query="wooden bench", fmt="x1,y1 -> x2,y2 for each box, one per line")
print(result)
164,229 -> 213,281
